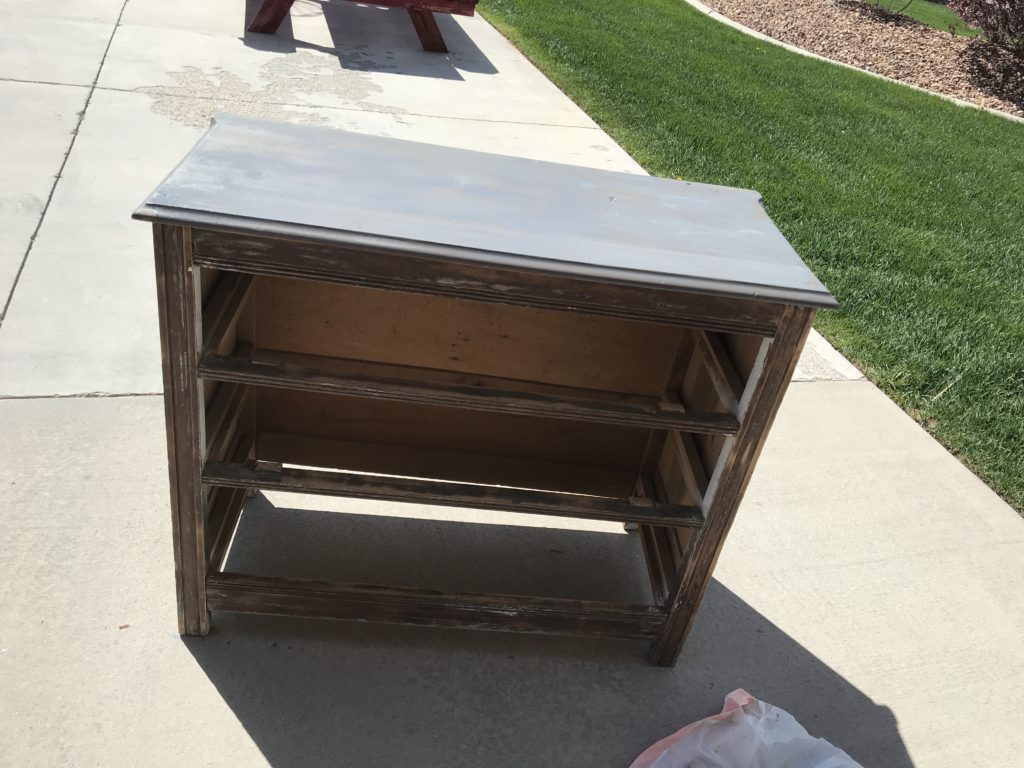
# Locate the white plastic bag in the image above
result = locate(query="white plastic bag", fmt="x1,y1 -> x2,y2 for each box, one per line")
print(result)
630,690 -> 863,768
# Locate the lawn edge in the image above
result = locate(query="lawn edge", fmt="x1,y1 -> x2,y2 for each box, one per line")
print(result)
478,5 -> 1024,516
680,0 -> 1024,125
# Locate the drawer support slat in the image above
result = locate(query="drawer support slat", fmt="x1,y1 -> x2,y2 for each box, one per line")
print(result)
201,272 -> 252,358
199,346 -> 741,435
203,459 -> 706,528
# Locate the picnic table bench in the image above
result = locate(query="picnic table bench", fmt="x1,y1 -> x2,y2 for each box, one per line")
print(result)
248,0 -> 479,53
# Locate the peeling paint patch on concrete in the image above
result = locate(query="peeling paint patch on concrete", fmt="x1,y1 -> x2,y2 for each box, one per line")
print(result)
138,51 -> 405,128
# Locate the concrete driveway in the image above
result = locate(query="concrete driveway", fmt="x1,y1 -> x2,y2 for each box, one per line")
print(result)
2,1 -> 1022,765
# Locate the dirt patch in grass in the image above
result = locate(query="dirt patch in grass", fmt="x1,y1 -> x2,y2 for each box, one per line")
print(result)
701,0 -> 1024,117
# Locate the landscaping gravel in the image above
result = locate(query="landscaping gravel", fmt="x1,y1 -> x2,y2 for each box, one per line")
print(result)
700,0 -> 1023,118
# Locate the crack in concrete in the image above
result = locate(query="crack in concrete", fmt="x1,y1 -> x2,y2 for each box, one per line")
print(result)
0,0 -> 133,326
1,75 -> 598,129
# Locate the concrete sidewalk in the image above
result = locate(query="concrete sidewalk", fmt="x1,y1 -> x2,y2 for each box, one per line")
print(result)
1,1 -> 1021,765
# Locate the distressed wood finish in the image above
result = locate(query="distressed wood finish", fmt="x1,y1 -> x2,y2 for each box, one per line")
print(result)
207,572 -> 667,639
199,346 -> 740,435
647,306 -> 816,666
136,120 -> 835,310
191,231 -> 787,336
695,330 -> 744,415
206,435 -> 252,569
638,524 -> 671,605
203,459 -> 705,527
207,486 -> 247,570
247,0 -> 478,52
201,272 -> 252,358
139,118 -> 833,664
152,224 -> 209,636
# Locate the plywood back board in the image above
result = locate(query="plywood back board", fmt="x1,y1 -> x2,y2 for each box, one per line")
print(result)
254,276 -> 684,396
252,386 -> 648,496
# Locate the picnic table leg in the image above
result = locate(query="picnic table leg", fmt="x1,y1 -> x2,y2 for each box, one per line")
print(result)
407,8 -> 448,53
248,0 -> 298,33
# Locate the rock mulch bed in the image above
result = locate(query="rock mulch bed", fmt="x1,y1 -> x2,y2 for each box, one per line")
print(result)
700,0 -> 1023,118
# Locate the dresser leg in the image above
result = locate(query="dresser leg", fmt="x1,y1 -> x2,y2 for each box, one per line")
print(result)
153,223 -> 210,637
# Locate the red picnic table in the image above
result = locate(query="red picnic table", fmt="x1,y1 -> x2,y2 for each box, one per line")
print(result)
248,0 -> 479,53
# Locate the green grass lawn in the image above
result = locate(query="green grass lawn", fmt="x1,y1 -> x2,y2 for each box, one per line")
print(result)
874,0 -> 979,36
482,0 -> 1024,512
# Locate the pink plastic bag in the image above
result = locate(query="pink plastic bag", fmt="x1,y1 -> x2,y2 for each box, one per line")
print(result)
630,690 -> 863,768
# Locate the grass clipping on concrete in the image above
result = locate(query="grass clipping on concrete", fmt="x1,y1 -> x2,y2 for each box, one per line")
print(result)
482,0 -> 1024,513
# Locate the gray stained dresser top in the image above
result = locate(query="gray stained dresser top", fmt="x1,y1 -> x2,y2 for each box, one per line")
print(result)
135,115 -> 836,309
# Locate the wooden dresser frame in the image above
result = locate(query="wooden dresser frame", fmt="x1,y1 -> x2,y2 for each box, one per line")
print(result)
152,223 -> 815,666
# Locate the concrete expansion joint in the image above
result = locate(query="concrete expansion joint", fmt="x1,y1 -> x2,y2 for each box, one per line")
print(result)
0,392 -> 163,401
112,79 -> 603,130
0,0 -> 133,325
0,75 -> 92,90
